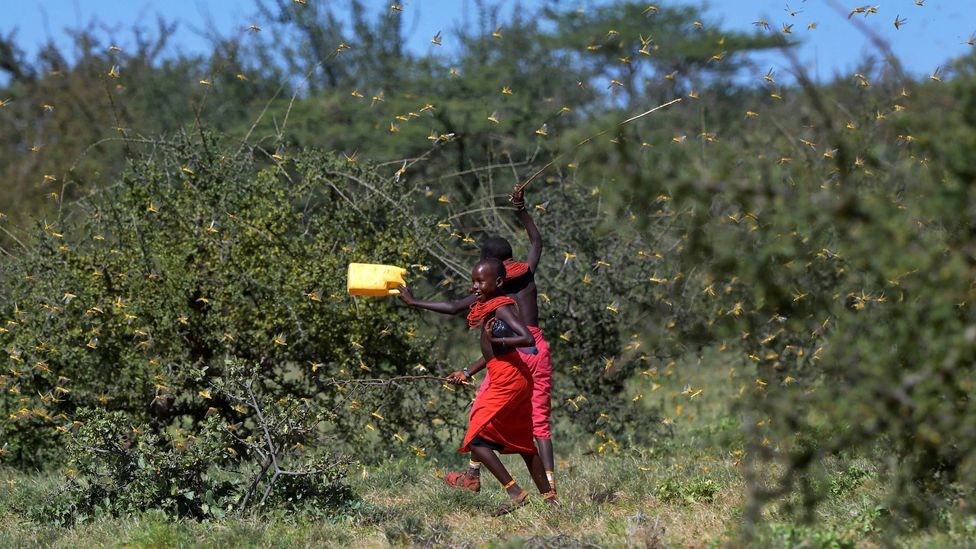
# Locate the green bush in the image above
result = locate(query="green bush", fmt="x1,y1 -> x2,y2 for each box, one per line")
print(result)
0,132 -> 461,468
30,363 -> 353,524
0,130 -> 666,508
827,465 -> 876,498
645,56 -> 976,531
654,476 -> 718,504
31,409 -> 237,524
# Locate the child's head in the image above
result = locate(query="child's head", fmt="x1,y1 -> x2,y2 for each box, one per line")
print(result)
480,236 -> 513,262
471,258 -> 507,301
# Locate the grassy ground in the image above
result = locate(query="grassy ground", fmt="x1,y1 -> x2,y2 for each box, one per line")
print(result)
2,359 -> 973,547
0,445 -> 744,547
6,443 -> 969,547
4,432 -> 968,547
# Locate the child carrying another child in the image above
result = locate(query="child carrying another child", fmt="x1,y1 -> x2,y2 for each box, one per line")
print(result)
458,258 -> 553,514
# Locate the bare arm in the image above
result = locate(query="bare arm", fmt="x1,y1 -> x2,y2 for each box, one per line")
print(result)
487,305 -> 534,348
466,356 -> 488,376
397,285 -> 477,315
511,185 -> 543,272
446,356 -> 486,385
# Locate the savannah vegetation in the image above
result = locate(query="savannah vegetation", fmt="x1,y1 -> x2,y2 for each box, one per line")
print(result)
1,0 -> 975,546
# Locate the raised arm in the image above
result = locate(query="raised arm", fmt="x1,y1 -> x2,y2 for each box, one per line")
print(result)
511,185 -> 543,272
397,284 -> 477,315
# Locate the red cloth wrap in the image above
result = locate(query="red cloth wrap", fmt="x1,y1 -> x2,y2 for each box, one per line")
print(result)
466,296 -> 515,327
471,326 -> 552,439
503,258 -> 530,281
459,351 -> 536,455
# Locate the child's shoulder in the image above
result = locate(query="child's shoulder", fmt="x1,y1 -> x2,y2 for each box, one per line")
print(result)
490,316 -> 518,338
495,302 -> 518,315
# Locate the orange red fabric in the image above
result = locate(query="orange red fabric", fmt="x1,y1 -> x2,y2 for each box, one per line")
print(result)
471,326 -> 553,439
522,326 -> 552,439
459,351 -> 536,455
466,296 -> 515,327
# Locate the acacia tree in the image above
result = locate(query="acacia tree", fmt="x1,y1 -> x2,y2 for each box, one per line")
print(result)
0,0 -> 785,247
636,49 -> 976,534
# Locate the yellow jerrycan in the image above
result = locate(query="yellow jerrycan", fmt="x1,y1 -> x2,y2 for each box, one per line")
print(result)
347,263 -> 407,296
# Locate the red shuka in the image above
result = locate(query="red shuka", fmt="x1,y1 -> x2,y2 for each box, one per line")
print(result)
459,351 -> 536,454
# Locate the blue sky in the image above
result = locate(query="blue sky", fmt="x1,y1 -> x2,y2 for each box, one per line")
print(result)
1,0 -> 973,82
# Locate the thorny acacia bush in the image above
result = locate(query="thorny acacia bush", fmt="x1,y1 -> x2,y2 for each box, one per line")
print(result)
389,168 -> 685,448
34,409 -> 238,524
0,132 -> 461,469
642,58 -> 976,532
504,181 -> 678,446
0,131 -> 669,491
30,362 -> 351,524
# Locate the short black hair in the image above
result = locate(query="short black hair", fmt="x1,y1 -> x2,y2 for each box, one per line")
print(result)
481,236 -> 513,261
473,257 -> 507,280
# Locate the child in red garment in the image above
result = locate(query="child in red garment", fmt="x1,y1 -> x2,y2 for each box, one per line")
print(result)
398,185 -> 557,499
460,258 -> 552,515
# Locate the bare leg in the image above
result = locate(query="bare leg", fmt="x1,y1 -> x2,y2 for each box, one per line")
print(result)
471,446 -> 523,498
520,452 -> 552,494
535,437 -> 555,490
467,459 -> 482,478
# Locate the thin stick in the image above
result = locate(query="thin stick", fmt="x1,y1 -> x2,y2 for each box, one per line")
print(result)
516,98 -> 683,190
0,225 -> 28,251
330,374 -> 468,387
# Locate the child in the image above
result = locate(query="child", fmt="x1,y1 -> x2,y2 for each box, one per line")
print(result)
398,185 -> 557,498
457,258 -> 552,514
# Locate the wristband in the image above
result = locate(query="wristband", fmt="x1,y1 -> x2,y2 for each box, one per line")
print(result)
462,367 -> 471,379
510,193 -> 526,211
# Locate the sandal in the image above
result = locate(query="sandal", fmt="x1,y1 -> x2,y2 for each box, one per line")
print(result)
444,470 -> 481,492
492,490 -> 529,516
542,490 -> 560,507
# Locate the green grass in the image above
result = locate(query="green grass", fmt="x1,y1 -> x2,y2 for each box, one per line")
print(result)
12,446 -> 964,548
0,448 -> 742,548
1,447 -> 970,547
2,355 -> 973,548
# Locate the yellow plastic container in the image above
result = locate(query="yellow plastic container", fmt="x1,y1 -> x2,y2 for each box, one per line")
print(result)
347,263 -> 407,296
